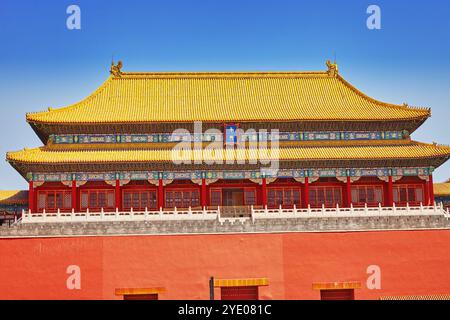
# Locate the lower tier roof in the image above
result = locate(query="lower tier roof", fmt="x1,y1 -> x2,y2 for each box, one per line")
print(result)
7,142 -> 450,178
7,141 -> 450,163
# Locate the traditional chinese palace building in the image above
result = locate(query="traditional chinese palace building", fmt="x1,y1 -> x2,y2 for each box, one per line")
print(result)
1,61 -> 450,300
6,61 -> 450,213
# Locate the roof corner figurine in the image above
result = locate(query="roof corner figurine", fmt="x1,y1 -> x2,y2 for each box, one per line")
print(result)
110,60 -> 123,77
326,60 -> 338,77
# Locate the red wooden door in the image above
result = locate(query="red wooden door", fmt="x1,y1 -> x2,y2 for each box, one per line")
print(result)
221,286 -> 258,300
223,189 -> 245,206
320,289 -> 354,300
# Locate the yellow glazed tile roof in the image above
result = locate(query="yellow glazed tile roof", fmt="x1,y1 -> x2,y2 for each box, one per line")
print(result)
312,281 -> 362,290
434,180 -> 450,196
114,287 -> 166,296
213,278 -> 269,287
26,68 -> 430,124
7,142 -> 450,164
0,190 -> 28,205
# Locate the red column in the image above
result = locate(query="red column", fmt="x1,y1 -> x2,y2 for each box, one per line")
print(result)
71,181 -> 77,212
429,174 -> 434,205
423,178 -> 430,206
261,178 -> 267,207
303,177 -> 309,208
387,176 -> 393,206
201,178 -> 207,207
28,181 -> 34,213
115,180 -> 121,211
345,176 -> 352,207
158,179 -> 164,209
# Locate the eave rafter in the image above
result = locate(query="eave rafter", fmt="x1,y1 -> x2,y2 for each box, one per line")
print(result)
28,119 -> 429,145
7,157 -> 446,181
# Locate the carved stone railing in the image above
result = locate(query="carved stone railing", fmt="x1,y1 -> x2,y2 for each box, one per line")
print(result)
250,203 -> 450,221
20,207 -> 220,224
16,203 -> 450,224
220,205 -> 252,218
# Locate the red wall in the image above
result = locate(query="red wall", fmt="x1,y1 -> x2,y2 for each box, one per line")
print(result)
1,230 -> 449,300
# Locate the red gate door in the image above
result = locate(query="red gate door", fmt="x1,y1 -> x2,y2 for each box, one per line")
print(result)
320,289 -> 354,300
221,286 -> 258,300
123,293 -> 158,300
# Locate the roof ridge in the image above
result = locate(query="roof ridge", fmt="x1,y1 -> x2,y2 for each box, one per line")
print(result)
413,140 -> 450,149
118,71 -> 329,77
336,74 -> 431,115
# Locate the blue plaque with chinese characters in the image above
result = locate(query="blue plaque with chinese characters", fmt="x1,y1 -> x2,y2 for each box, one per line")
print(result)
225,125 -> 238,144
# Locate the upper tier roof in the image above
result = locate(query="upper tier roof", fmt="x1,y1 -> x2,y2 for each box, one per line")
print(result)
26,62 -> 430,125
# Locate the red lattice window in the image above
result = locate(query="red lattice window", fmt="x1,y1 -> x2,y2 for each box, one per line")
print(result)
80,189 -> 115,211
210,189 -> 222,206
123,190 -> 157,210
165,189 -> 200,208
351,185 -> 383,206
267,187 -> 301,207
393,184 -> 424,206
221,286 -> 258,300
37,190 -> 72,212
244,189 -> 257,205
309,186 -> 343,208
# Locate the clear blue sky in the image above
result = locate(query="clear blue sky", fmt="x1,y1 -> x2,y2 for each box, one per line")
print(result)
0,0 -> 449,189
